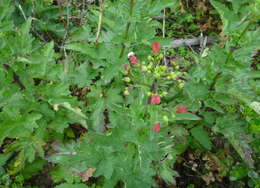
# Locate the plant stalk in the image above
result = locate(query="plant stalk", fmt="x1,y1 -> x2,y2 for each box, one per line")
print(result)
119,0 -> 134,58
96,0 -> 105,44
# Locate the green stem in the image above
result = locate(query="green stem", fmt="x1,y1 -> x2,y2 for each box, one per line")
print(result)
96,0 -> 105,44
209,72 -> 222,90
119,0 -> 134,58
224,21 -> 252,65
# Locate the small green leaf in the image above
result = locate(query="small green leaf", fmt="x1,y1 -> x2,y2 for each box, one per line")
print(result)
205,99 -> 225,113
95,158 -> 114,179
65,42 -> 97,59
70,26 -> 92,42
0,153 -> 12,166
53,102 -> 87,119
51,165 -> 75,184
21,159 -> 46,180
213,93 -> 236,105
20,17 -> 32,37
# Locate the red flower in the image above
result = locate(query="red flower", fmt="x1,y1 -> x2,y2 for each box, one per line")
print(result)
150,95 -> 161,105
176,105 -> 188,113
152,123 -> 160,132
152,42 -> 161,53
129,55 -> 138,65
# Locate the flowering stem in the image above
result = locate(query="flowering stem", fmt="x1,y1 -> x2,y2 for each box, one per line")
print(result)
119,0 -> 134,58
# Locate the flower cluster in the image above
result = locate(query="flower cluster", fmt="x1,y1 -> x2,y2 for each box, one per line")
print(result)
123,42 -> 188,133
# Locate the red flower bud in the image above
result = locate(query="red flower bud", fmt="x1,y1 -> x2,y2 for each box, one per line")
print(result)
176,105 -> 187,113
152,123 -> 160,132
152,42 -> 161,53
124,64 -> 130,70
129,55 -> 138,65
150,95 -> 161,105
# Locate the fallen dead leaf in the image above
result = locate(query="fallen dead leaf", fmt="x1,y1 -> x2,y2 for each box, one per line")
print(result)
75,168 -> 96,182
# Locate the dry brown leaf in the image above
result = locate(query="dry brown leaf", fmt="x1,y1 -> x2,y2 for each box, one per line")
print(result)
75,168 -> 96,182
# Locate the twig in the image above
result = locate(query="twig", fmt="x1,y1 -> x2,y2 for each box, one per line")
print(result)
164,35 -> 257,57
167,36 -> 216,49
187,44 -> 197,54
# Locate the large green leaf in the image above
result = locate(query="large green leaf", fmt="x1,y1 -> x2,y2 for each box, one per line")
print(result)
173,113 -> 201,121
184,81 -> 209,101
210,0 -> 247,35
191,126 -> 212,150
214,116 -> 254,168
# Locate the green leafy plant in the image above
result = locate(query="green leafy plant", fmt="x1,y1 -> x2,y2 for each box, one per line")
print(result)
0,0 -> 259,187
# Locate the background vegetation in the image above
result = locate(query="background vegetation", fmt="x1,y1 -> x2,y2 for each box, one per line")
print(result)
0,0 -> 259,187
